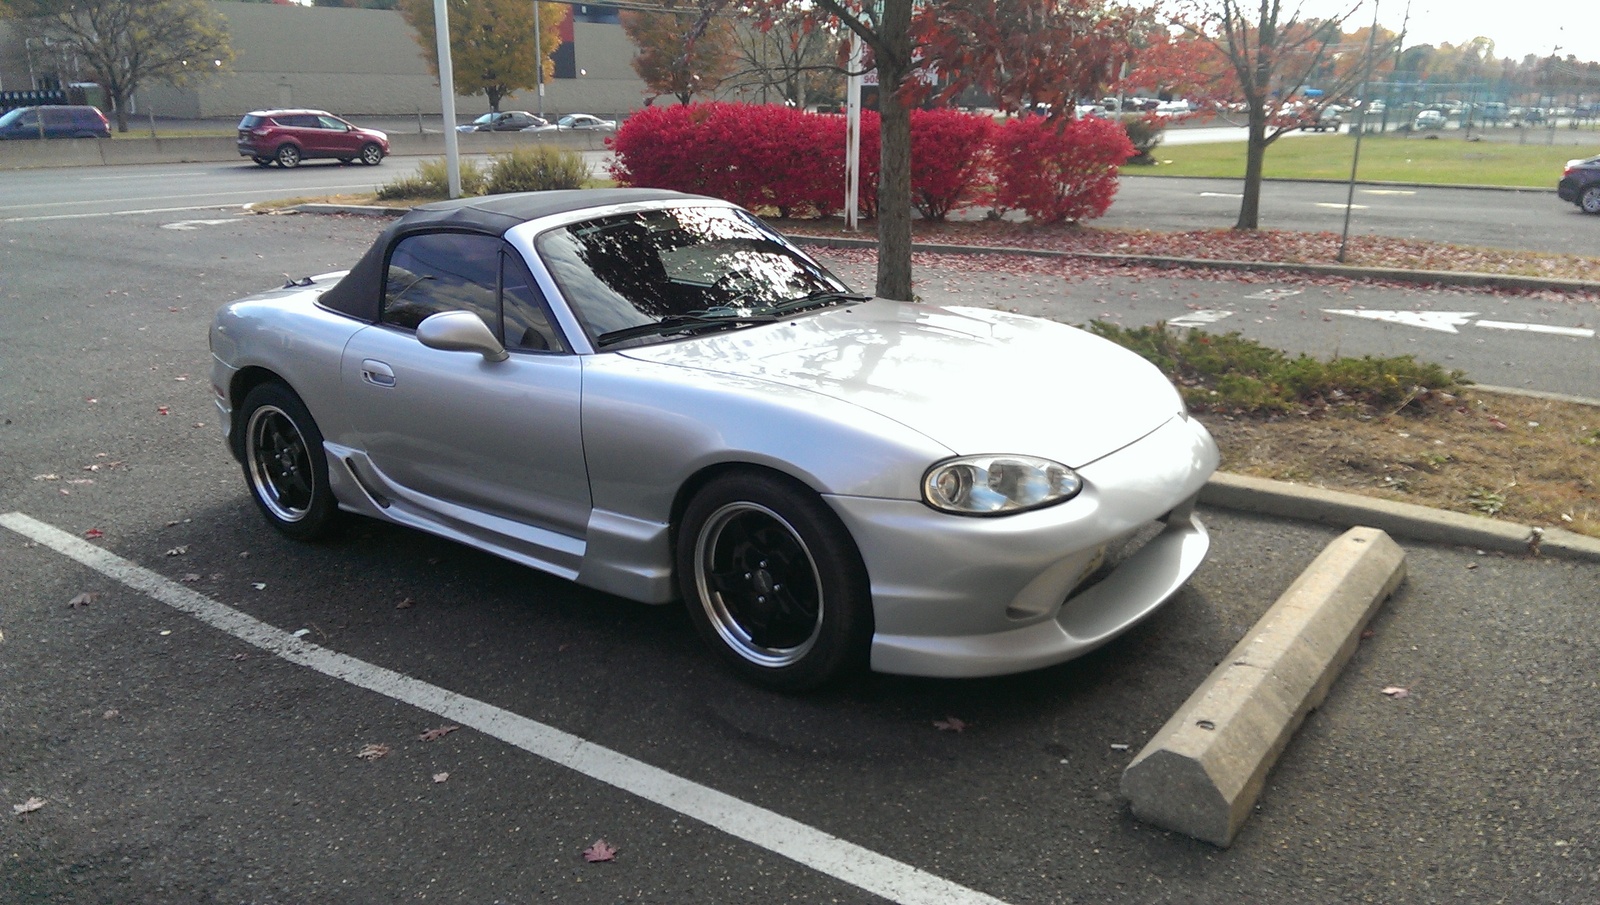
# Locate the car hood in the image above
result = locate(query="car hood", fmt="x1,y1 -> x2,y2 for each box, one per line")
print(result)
617,299 -> 1184,467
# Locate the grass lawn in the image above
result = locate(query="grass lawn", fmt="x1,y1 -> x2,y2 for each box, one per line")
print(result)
1143,133 -> 1595,187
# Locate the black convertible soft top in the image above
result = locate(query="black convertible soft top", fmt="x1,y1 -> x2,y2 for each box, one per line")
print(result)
318,188 -> 700,322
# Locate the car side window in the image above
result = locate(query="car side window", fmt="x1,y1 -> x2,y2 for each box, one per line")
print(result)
382,232 -> 501,334
502,253 -> 565,353
317,115 -> 346,130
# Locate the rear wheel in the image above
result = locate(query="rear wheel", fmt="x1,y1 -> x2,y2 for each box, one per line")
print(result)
358,143 -> 384,166
677,472 -> 871,691
275,144 -> 301,168
1581,185 -> 1600,215
238,382 -> 338,540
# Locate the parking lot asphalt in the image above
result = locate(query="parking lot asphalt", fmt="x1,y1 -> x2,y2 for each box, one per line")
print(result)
1,199 -> 1597,904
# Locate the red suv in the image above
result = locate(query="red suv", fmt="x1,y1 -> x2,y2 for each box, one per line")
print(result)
237,109 -> 388,168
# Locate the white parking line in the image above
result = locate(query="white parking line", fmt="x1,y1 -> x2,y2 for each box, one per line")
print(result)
0,511 -> 1011,905
1473,320 -> 1596,338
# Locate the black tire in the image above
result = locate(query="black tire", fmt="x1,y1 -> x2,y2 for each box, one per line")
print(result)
252,156 -> 273,167
237,382 -> 338,541
338,157 -> 353,165
358,142 -> 384,166
1582,186 -> 1600,215
275,144 -> 301,168
676,472 -> 872,691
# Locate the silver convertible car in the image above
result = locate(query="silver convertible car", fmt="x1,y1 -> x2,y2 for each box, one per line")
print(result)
211,189 -> 1219,690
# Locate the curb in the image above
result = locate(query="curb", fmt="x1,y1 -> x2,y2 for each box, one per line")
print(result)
1200,472 -> 1600,562
1121,526 -> 1407,847
285,203 -> 1600,295
785,234 -> 1600,295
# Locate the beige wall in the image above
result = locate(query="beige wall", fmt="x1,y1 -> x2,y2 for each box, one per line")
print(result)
1,3 -> 649,122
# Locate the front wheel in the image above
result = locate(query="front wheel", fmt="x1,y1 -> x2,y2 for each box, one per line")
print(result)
275,144 -> 301,168
1581,185 -> 1600,215
677,472 -> 872,691
237,382 -> 338,540
358,143 -> 384,166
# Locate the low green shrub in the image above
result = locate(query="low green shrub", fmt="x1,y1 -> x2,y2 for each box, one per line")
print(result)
487,145 -> 589,194
376,157 -> 487,200
1088,321 -> 1466,414
1120,114 -> 1165,165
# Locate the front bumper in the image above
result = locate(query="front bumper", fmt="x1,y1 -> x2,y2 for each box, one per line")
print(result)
827,415 -> 1219,678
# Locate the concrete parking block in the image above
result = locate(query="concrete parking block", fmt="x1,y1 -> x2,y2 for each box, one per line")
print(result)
1120,526 -> 1406,847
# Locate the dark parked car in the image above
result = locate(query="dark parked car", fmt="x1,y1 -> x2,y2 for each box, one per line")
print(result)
237,109 -> 388,168
0,105 -> 110,140
1558,155 -> 1600,213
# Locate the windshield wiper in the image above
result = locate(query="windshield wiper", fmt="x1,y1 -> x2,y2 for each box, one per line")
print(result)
760,289 -> 871,316
596,312 -> 778,347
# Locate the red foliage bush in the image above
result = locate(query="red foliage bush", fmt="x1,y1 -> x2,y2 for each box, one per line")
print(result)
990,116 -> 1135,224
612,103 -> 865,218
908,108 -> 995,221
612,103 -> 1128,225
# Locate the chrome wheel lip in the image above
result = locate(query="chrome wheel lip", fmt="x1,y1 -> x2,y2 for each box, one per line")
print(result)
693,501 -> 824,668
244,404 -> 313,524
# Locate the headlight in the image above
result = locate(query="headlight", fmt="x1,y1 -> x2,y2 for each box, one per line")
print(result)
922,455 -> 1083,515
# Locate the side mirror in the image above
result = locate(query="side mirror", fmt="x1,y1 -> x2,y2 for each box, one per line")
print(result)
417,311 -> 509,362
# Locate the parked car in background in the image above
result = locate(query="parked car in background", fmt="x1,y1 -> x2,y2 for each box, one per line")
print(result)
209,189 -> 1218,690
1413,109 -> 1446,130
530,113 -> 617,133
236,109 -> 388,168
1558,155 -> 1600,213
1302,105 -> 1344,132
0,105 -> 110,140
456,110 -> 548,133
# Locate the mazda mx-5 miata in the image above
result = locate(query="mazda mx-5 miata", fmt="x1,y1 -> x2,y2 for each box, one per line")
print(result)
211,189 -> 1219,689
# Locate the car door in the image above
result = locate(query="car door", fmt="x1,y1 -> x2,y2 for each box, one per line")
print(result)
339,230 -> 590,553
314,114 -> 362,157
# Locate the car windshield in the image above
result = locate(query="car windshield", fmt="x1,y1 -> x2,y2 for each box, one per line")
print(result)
536,205 -> 858,349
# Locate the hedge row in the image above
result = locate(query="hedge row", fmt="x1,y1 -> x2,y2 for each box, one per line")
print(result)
608,103 -> 1136,224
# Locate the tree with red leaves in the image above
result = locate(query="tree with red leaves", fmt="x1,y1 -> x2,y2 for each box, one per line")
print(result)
1170,0 -> 1397,230
676,0 -> 1137,301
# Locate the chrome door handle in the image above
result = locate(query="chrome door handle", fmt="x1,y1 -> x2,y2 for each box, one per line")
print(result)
361,359 -> 395,388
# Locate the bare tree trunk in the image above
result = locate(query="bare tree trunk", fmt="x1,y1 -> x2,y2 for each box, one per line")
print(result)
872,0 -> 914,301
1237,104 -> 1266,229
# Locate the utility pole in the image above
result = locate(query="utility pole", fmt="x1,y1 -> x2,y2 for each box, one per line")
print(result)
534,0 -> 545,118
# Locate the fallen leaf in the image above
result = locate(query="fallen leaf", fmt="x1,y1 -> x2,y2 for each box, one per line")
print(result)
165,545 -> 188,556
103,710 -> 120,720
1381,686 -> 1410,699
12,797 -> 46,816
432,772 -> 450,784
68,592 -> 101,608
933,717 -> 967,733
582,839 -> 618,863
253,582 -> 267,590
356,744 -> 390,761
395,597 -> 415,609
83,528 -> 104,539
418,725 -> 460,742
157,406 -> 170,416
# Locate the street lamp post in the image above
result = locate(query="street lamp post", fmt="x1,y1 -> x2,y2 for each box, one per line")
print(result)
534,1 -> 544,118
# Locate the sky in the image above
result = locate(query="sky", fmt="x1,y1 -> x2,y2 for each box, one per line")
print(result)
1315,0 -> 1588,64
